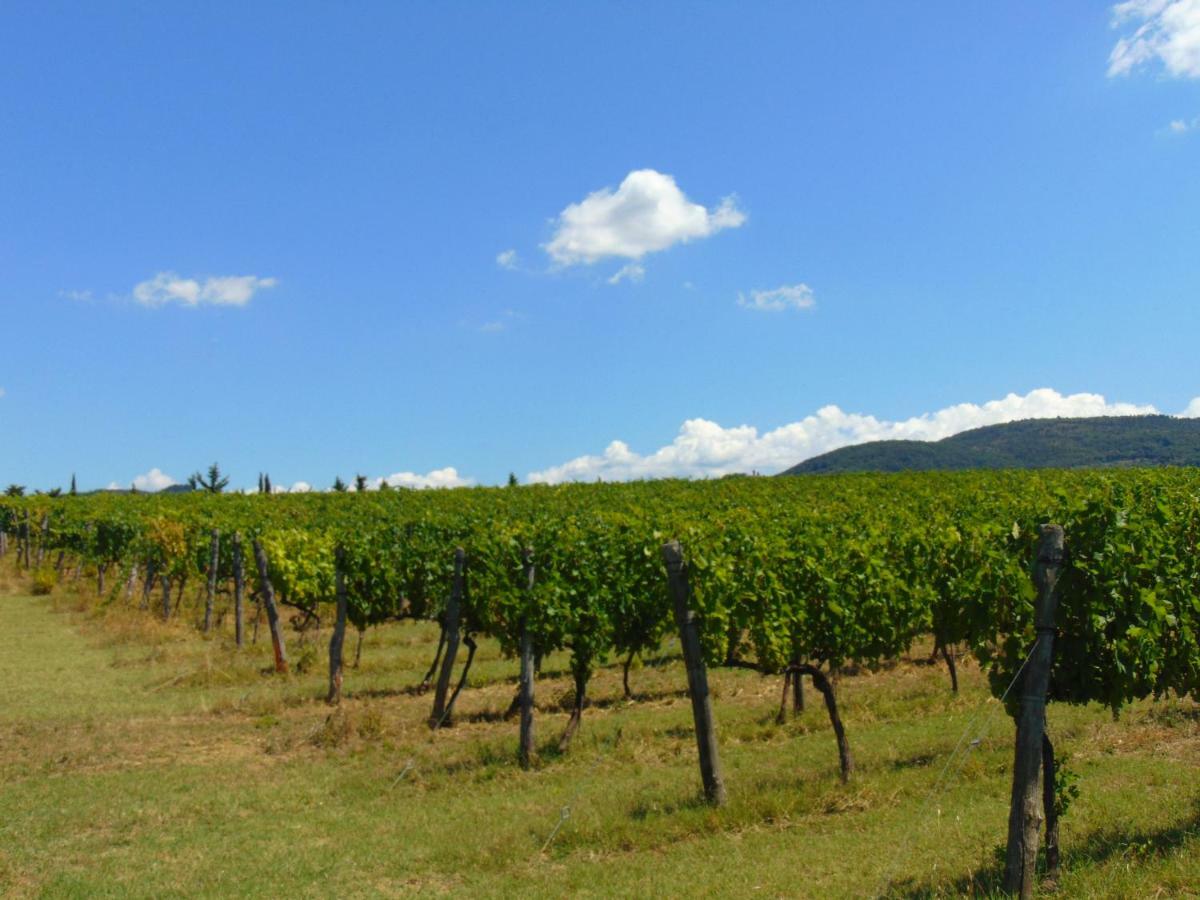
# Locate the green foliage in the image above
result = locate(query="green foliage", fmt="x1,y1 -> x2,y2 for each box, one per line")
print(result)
294,643 -> 319,675
30,566 -> 57,595
1054,752 -> 1081,820
259,528 -> 336,609
145,516 -> 189,576
188,462 -> 230,494
3,467 -> 1197,728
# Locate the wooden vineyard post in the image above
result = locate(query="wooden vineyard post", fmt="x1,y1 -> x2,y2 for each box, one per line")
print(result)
36,514 -> 48,568
21,509 -> 31,569
1003,524 -> 1065,898
518,547 -> 536,769
123,563 -> 138,602
252,539 -> 290,674
662,540 -> 727,806
141,561 -> 157,611
232,533 -> 245,648
203,528 -> 219,633
430,547 -> 466,728
327,546 -> 348,704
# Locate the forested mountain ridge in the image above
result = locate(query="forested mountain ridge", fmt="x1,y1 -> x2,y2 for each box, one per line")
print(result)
782,415 -> 1200,475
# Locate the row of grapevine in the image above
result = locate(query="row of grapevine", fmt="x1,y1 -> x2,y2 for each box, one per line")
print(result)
3,468 -> 1198,892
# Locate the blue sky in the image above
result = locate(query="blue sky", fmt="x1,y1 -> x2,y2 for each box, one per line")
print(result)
1,1 -> 1198,491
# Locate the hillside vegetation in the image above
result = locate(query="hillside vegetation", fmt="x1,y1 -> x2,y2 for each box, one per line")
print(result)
783,415 -> 1200,475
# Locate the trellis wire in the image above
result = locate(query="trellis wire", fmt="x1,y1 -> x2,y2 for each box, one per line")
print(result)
872,637 -> 1041,899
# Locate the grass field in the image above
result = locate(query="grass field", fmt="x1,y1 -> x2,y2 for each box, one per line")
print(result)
0,578 -> 1197,898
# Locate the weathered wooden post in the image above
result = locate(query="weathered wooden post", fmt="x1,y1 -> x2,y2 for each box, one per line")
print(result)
1003,524 -> 1065,898
1042,732 -> 1061,880
430,547 -> 466,727
327,546 -> 348,704
203,528 -> 219,633
232,533 -> 245,648
123,562 -> 138,602
21,509 -> 31,569
36,514 -> 48,568
161,574 -> 173,621
252,539 -> 290,674
662,540 -> 727,806
141,560 -> 156,611
518,547 -> 536,769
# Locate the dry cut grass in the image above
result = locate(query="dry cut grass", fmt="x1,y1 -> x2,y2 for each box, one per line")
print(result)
0,567 -> 1197,898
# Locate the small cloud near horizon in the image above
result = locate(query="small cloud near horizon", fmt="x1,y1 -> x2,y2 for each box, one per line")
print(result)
105,467 -> 178,492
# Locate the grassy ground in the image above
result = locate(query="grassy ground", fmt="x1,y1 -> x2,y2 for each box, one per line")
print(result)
0,575 -> 1197,898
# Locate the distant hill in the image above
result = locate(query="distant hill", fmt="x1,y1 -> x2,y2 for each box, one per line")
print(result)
782,415 -> 1200,475
91,483 -> 194,495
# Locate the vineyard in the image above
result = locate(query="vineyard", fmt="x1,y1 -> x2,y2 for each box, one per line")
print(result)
2,469 -> 1199,896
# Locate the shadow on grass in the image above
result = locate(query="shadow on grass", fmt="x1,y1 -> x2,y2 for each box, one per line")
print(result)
452,688 -> 691,725
629,792 -> 715,821
461,707 -> 516,724
1058,797 -> 1200,868
350,671 -> 509,701
590,688 -> 689,707
894,796 -> 1200,898
890,751 -> 937,770
1143,702 -> 1200,726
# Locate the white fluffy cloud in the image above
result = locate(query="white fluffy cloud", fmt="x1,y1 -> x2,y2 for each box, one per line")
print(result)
738,283 -> 816,312
133,272 -> 278,307
527,389 -> 1168,483
109,468 -> 178,492
1180,397 -> 1200,417
1168,115 -> 1200,132
1109,0 -> 1200,78
544,169 -> 745,267
289,481 -> 312,493
377,467 -> 474,490
496,249 -> 519,270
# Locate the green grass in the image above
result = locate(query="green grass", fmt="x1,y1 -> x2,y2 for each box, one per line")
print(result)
0,582 -> 1197,898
